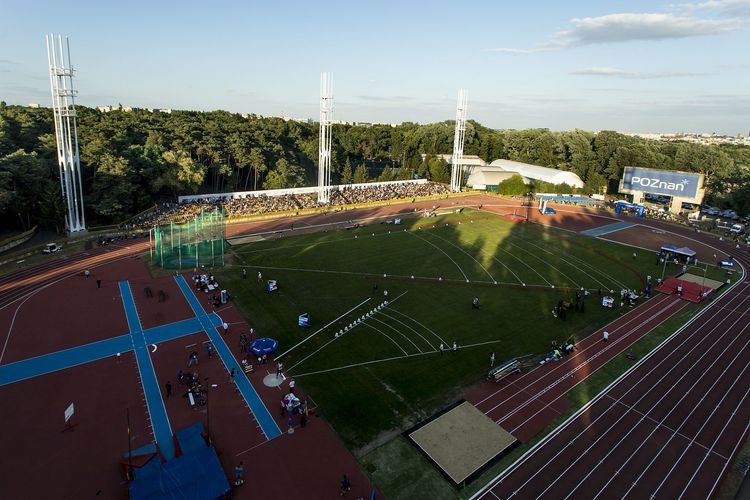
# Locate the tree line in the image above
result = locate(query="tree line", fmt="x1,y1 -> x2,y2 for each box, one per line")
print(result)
1,101 -> 748,231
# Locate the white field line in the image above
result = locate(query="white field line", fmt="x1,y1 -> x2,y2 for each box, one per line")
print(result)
362,322 -> 409,355
506,226 -> 627,290
529,290 -> 750,500
291,339 -> 503,378
423,230 -> 496,282
565,311 -> 750,500
468,219 -> 552,286
503,238 -> 581,289
408,231 -> 469,281
233,229 -> 397,255
510,235 -> 614,291
383,309 -> 448,346
228,208 -> 425,240
276,297 -> 371,359
473,294 -> 673,409
369,316 -> 422,353
284,292 -> 408,372
376,312 -> 436,350
469,273 -> 745,500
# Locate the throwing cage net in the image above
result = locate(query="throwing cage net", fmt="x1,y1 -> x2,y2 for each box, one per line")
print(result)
152,209 -> 226,269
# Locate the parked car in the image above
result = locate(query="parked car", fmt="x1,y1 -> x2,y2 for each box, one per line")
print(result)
42,243 -> 62,254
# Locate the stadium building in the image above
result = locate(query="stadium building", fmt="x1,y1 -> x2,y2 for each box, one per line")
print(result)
463,159 -> 584,191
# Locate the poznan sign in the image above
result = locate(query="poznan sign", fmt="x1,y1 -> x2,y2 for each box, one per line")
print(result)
621,167 -> 702,198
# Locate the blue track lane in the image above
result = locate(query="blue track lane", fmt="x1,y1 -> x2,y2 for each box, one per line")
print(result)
174,275 -> 282,439
0,334 -> 132,386
119,281 -> 175,459
143,317 -> 204,344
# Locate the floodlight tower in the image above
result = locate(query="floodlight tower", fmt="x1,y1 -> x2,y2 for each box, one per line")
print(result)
450,89 -> 468,192
46,34 -> 86,232
318,72 -> 333,204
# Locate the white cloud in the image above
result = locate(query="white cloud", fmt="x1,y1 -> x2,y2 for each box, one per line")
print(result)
558,12 -> 741,45
484,8 -> 744,53
571,66 -> 708,79
672,0 -> 750,16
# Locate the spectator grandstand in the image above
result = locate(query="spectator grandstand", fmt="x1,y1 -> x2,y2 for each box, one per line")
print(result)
131,181 -> 451,228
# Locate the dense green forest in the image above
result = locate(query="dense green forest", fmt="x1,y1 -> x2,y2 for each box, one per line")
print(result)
1,102 -> 749,231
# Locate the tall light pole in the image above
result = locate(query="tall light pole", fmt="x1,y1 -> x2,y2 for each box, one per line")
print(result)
46,34 -> 86,233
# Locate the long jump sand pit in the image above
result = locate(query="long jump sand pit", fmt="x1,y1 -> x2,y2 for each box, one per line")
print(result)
408,401 -> 517,485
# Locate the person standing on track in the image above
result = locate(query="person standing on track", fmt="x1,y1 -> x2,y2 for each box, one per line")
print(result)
490,352 -> 495,367
165,381 -> 172,398
603,331 -> 609,343
234,461 -> 244,486
188,350 -> 199,367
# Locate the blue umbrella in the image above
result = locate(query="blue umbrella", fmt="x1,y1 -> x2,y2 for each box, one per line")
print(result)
249,337 -> 279,357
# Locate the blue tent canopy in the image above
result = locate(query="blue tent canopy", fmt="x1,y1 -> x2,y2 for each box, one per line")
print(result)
249,337 -> 279,357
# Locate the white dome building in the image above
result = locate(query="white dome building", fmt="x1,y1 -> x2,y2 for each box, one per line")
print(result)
487,159 -> 584,188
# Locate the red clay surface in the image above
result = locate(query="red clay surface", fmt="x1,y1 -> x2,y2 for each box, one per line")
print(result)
473,217 -> 750,499
601,224 -> 731,263
130,273 -> 195,330
0,256 -> 149,363
0,351 -> 152,499
0,231 -> 377,499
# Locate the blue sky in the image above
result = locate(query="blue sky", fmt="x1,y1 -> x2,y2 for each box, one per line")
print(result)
1,0 -> 748,134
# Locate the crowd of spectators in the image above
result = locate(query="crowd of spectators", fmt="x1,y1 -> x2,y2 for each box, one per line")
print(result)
130,182 -> 451,229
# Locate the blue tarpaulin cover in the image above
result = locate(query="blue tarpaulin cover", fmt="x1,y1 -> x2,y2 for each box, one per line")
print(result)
129,424 -> 230,500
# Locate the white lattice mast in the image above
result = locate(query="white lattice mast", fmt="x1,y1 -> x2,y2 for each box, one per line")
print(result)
450,89 -> 468,192
318,72 -> 333,204
46,34 -> 86,233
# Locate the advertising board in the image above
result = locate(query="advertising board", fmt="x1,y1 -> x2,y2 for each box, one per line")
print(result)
621,167 -> 702,198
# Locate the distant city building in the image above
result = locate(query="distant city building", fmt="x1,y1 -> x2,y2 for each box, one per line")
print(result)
28,103 -> 40,108
629,132 -> 750,146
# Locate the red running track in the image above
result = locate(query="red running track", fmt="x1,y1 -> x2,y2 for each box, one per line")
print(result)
466,293 -> 687,442
473,233 -> 750,499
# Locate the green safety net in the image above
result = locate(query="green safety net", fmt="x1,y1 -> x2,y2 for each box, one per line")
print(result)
152,209 -> 226,269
